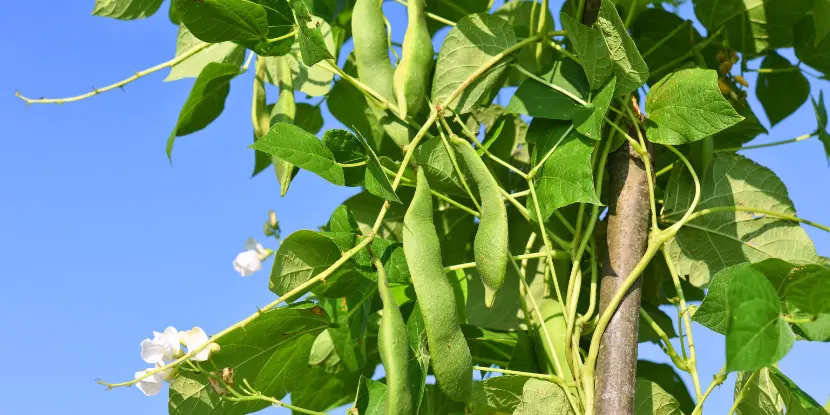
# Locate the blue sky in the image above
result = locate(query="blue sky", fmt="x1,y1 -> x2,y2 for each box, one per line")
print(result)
1,1 -> 828,414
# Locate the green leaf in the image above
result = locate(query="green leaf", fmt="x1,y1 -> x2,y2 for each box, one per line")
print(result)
432,13 -> 517,113
290,365 -> 362,411
167,62 -> 240,160
756,53 -> 810,127
786,265 -> 830,316
575,76 -> 616,141
811,92 -> 830,163
321,280 -> 374,372
308,330 -> 345,372
726,266 -> 794,372
354,376 -> 387,415
174,0 -> 269,46
358,132 -> 401,203
295,103 -> 324,134
561,0 -> 648,96
412,136 -> 470,197
506,59 -> 593,122
424,0 -> 490,34
527,119 -> 601,221
343,190 -> 411,241
645,68 -> 744,145
290,0 -> 334,66
469,375 -> 529,414
636,361 -> 696,414
693,0 -> 811,56
92,0 -> 162,20
165,25 -> 246,82
269,230 -> 363,300
418,384 -> 467,414
664,154 -> 819,287
323,129 -> 368,187
252,123 -> 346,186
168,303 -> 329,415
263,19 -> 336,96
694,263 -> 750,335
796,16 -> 830,76
733,368 -> 785,415
768,366 -> 830,414
815,0 -> 830,46
632,9 -> 701,84
514,378 -> 574,415
634,378 -> 683,415
326,205 -> 361,233
462,325 -> 518,367
493,1 -> 554,86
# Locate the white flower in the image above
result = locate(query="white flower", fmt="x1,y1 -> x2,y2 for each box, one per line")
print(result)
135,368 -> 165,396
233,237 -> 267,277
181,327 -> 219,362
140,326 -> 181,364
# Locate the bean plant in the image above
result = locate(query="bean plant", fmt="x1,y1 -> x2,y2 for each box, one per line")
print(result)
17,0 -> 830,414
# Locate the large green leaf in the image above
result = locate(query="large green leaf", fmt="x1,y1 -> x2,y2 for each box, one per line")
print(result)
412,136 -> 470,197
768,366 -> 829,414
493,1 -> 554,86
290,0 -> 334,66
733,368 -> 785,415
432,13 -> 517,113
634,378 -> 683,415
251,122 -> 346,186
469,375 -> 528,414
462,325 -> 518,367
424,0 -> 491,33
353,376 -> 387,415
756,53 -> 810,127
786,265 -> 830,317
269,230 -> 363,300
712,100 -> 769,150
664,153 -> 819,287
815,0 -> 830,47
561,0 -> 648,96
726,266 -> 794,372
93,0 -> 162,20
645,68 -> 744,145
514,378 -> 574,414
290,365 -> 362,411
527,119 -> 601,221
796,16 -> 830,75
693,0 -> 811,56
167,62 -> 240,159
166,25 -> 246,82
167,303 -> 329,415
327,55 -> 388,154
694,263 -> 753,335
636,361 -> 695,414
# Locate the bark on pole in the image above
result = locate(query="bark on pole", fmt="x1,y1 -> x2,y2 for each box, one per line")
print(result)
581,3 -> 650,412
595,140 -> 650,415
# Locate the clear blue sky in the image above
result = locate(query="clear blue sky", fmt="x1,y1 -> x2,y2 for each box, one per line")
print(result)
1,1 -> 827,414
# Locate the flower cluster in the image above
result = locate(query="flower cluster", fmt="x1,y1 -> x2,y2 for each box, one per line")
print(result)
135,326 -> 219,396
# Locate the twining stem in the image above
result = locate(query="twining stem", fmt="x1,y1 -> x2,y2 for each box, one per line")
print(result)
690,364 -> 728,415
663,206 -> 830,233
727,370 -> 759,415
443,250 -> 567,272
662,247 -> 703,399
392,0 -> 456,26
625,103 -> 659,231
16,42 -> 212,104
639,307 -> 688,371
715,133 -> 815,153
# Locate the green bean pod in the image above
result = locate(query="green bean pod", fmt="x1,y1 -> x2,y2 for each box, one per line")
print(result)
375,256 -> 414,415
352,0 -> 396,102
254,56 -> 295,197
454,140 -> 509,308
393,0 -> 433,118
403,168 -> 472,402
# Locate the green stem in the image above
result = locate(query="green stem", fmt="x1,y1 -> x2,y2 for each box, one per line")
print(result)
512,64 -> 589,106
639,307 -> 689,371
16,42 -> 213,105
641,21 -> 690,58
443,250 -> 567,272
624,103 -> 658,232
715,133 -> 815,153
266,29 -> 298,43
529,183 -> 569,316
437,117 -> 483,211
662,247 -> 703,399
473,365 -> 574,387
650,26 -> 724,80
664,206 -> 830,233
338,160 -> 367,168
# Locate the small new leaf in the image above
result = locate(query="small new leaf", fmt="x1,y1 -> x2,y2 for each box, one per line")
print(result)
290,0 -> 334,66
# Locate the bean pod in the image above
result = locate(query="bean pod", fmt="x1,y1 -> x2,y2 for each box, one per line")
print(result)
454,139 -> 509,308
403,167 -> 472,402
375,257 -> 414,415
393,0 -> 433,118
